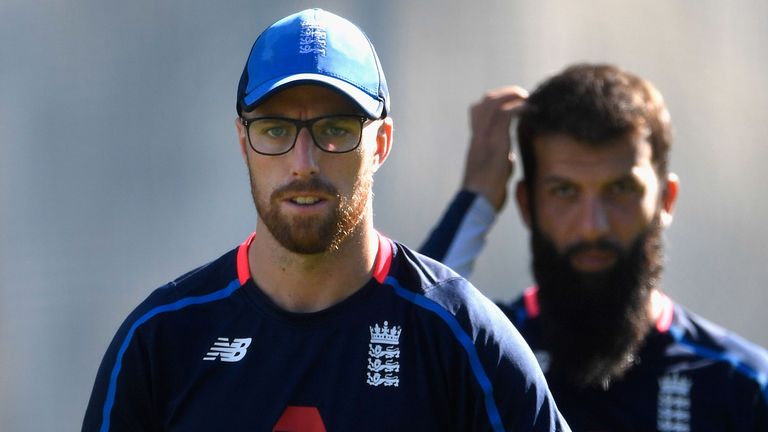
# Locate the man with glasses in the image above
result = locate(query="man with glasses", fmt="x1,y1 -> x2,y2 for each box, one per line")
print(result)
421,64 -> 768,430
82,9 -> 568,431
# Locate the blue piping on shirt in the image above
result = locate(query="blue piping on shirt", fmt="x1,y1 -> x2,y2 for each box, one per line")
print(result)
99,278 -> 242,432
515,307 -> 528,328
385,276 -> 506,432
669,324 -> 768,403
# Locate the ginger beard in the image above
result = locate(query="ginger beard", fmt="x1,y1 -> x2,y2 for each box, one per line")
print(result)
530,216 -> 663,389
248,165 -> 373,255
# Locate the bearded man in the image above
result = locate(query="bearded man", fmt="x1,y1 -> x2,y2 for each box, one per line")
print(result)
421,63 -> 768,431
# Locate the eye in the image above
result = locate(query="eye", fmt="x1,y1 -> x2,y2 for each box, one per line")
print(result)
264,126 -> 289,138
549,183 -> 577,198
609,179 -> 641,195
328,126 -> 350,136
250,119 -> 294,139
319,125 -> 351,137
315,117 -> 358,138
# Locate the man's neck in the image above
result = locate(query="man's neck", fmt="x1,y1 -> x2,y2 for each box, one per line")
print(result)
248,221 -> 379,313
649,288 -> 668,325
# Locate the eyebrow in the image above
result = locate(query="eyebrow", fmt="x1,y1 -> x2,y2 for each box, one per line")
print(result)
540,173 -> 641,185
606,173 -> 645,185
540,175 -> 574,184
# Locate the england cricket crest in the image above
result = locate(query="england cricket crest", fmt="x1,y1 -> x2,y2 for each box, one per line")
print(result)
366,321 -> 401,387
298,20 -> 326,56
657,373 -> 692,432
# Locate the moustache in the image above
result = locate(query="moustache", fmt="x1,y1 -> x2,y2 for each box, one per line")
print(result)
270,178 -> 339,201
562,238 -> 625,262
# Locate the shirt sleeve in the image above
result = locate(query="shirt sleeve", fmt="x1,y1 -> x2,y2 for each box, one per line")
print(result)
419,190 -> 497,278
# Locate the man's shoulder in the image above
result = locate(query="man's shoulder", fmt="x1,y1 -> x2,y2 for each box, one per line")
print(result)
381,240 -> 566,432
670,302 -> 768,376
96,244 -> 243,369
388,240 -> 519,336
390,240 -> 464,286
390,239 -> 544,356
389,240 -> 477,300
130,245 -> 241,318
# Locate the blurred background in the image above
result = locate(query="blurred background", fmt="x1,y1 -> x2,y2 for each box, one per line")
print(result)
2,0 -> 767,429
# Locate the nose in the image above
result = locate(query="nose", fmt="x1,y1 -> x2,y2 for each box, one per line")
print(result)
289,127 -> 319,178
577,197 -> 610,242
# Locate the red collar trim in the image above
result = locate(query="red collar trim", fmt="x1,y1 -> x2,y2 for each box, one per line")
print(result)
523,286 -> 541,318
655,292 -> 674,332
236,231 -> 392,286
236,232 -> 256,286
373,232 -> 393,284
523,285 -> 675,332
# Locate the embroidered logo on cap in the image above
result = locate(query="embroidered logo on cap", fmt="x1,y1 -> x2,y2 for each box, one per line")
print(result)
299,21 -> 326,55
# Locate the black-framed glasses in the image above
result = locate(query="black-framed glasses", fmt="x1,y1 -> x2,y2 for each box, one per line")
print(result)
240,115 -> 370,156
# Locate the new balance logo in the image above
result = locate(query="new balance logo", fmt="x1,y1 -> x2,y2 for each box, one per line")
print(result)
203,337 -> 252,362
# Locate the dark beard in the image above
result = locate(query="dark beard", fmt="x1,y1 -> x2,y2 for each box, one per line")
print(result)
250,173 -> 371,255
531,219 -> 663,389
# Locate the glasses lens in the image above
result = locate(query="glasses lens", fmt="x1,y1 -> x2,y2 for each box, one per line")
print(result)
311,116 -> 363,153
248,119 -> 297,155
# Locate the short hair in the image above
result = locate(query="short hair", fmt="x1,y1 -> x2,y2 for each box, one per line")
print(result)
517,63 -> 672,184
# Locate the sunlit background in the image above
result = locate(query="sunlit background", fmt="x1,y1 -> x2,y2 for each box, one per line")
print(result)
2,1 -> 767,429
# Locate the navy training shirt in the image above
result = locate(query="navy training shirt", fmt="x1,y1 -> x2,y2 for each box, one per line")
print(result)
83,232 -> 569,431
502,287 -> 768,431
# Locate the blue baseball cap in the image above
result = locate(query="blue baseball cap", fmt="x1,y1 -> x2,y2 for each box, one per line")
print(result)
236,9 -> 389,119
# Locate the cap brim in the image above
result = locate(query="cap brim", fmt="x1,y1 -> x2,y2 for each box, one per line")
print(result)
242,73 -> 384,119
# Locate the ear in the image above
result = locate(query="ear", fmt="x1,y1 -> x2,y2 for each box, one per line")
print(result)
370,117 -> 393,172
660,172 -> 679,227
235,117 -> 249,162
515,180 -> 532,229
